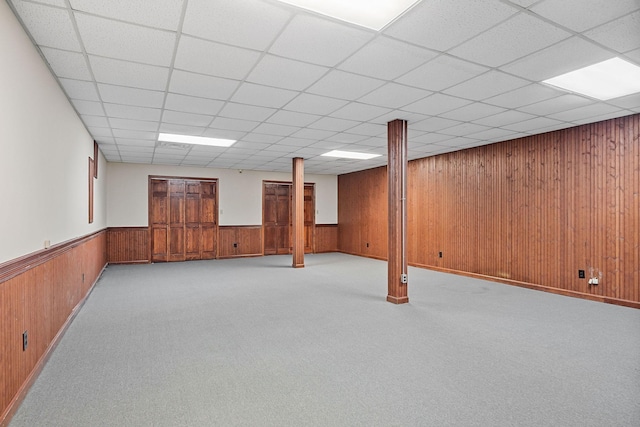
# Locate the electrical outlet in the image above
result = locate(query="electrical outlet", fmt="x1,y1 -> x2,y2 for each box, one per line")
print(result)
82,273 -> 85,283
233,243 -> 238,248
23,331 -> 28,351
439,251 -> 443,258
366,242 -> 369,248
400,274 -> 408,284
578,270 -> 585,279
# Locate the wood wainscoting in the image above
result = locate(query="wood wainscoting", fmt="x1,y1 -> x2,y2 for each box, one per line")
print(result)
107,227 -> 149,264
0,230 -> 107,426
218,226 -> 263,259
315,224 -> 338,253
338,114 -> 640,308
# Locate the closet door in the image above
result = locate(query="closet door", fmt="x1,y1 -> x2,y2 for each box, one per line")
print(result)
150,179 -> 169,262
184,181 -> 202,260
263,184 -> 278,255
304,185 -> 315,253
168,179 -> 186,262
200,181 -> 217,259
276,184 -> 291,254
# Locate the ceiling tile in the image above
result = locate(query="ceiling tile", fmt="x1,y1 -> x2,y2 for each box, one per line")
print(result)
75,13 -> 176,67
440,103 -> 506,122
81,114 -> 109,127
412,117 -> 461,132
89,56 -> 169,91
247,55 -> 329,91
397,55 -> 489,91
112,129 -> 157,140
324,133 -> 368,144
290,128 -> 337,140
518,94 -> 593,115
449,13 -> 571,67
162,110 -> 213,127
182,0 -> 290,50
338,36 -> 438,80
169,70 -> 239,100
175,36 -> 261,80
231,83 -> 298,108
69,0 -> 184,30
269,14 -> 373,67
505,0 -> 538,7
58,78 -> 99,101
86,126 -> 112,137
308,117 -> 360,132
110,118 -> 158,132
40,47 -> 91,80
164,93 -> 224,116
283,93 -> 348,115
241,133 -> 283,144
252,123 -> 300,137
266,111 -> 320,127
209,117 -> 260,132
571,110 -> 633,125
606,92 -> 640,110
98,84 -> 165,108
278,137 -> 315,147
160,124 -> 206,136
502,116 -> 565,132
104,103 -> 161,121
330,103 -> 391,122
12,1 -> 81,51
531,0 -> 640,32
438,123 -> 491,137
443,71 -> 529,101
218,103 -> 276,122
410,133 -> 452,144
346,123 -> 387,137
72,99 -> 104,116
307,70 -> 385,100
484,84 -> 562,109
547,104 -> 623,122
384,0 -> 518,51
401,93 -> 472,115
357,83 -> 431,109
501,37 -> 614,81
465,127 -> 519,141
472,110 -> 536,127
114,139 -> 155,147
584,11 -> 640,53
626,48 -> 640,63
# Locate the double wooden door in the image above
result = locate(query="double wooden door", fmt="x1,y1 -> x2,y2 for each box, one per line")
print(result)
263,182 -> 314,255
150,177 -> 217,262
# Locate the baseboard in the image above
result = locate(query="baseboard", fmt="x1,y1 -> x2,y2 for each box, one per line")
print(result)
0,263 -> 107,427
410,262 -> 640,310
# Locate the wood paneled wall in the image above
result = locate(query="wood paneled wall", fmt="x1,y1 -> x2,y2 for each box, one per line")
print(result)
107,227 -> 149,264
338,167 -> 388,260
0,231 -> 107,425
315,224 -> 338,253
338,114 -> 640,307
218,226 -> 263,259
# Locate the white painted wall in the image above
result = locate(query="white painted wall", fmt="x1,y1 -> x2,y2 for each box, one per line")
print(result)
0,2 -> 106,264
106,163 -> 337,226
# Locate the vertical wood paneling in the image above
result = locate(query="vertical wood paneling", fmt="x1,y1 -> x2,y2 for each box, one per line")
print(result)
217,226 -> 263,259
106,227 -> 149,264
1,231 -> 107,425
315,225 -> 338,253
338,114 -> 640,307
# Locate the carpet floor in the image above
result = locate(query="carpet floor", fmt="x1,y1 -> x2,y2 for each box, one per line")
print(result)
9,253 -> 640,426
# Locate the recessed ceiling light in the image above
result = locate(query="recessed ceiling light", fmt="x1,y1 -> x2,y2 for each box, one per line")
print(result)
543,58 -> 640,100
158,133 -> 236,147
275,0 -> 420,31
322,150 -> 381,160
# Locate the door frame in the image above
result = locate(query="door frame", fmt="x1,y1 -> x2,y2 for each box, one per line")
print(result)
148,175 -> 219,262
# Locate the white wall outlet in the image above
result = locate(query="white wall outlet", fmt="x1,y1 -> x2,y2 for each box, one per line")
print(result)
588,278 -> 599,285
44,240 -> 50,249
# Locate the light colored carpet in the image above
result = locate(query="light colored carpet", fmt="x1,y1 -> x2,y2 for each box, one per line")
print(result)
9,253 -> 640,426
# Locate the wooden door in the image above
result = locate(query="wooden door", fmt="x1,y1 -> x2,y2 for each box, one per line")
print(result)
150,177 -> 217,262
150,179 -> 169,262
263,184 -> 291,255
168,179 -> 186,262
263,182 -> 314,255
200,181 -> 217,259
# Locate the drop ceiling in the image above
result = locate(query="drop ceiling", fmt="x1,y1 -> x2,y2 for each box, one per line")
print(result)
8,0 -> 640,175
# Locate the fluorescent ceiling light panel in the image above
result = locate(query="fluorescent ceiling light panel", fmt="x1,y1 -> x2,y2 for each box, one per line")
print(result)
275,0 -> 419,30
543,58 -> 640,100
158,133 -> 236,147
322,150 -> 381,160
